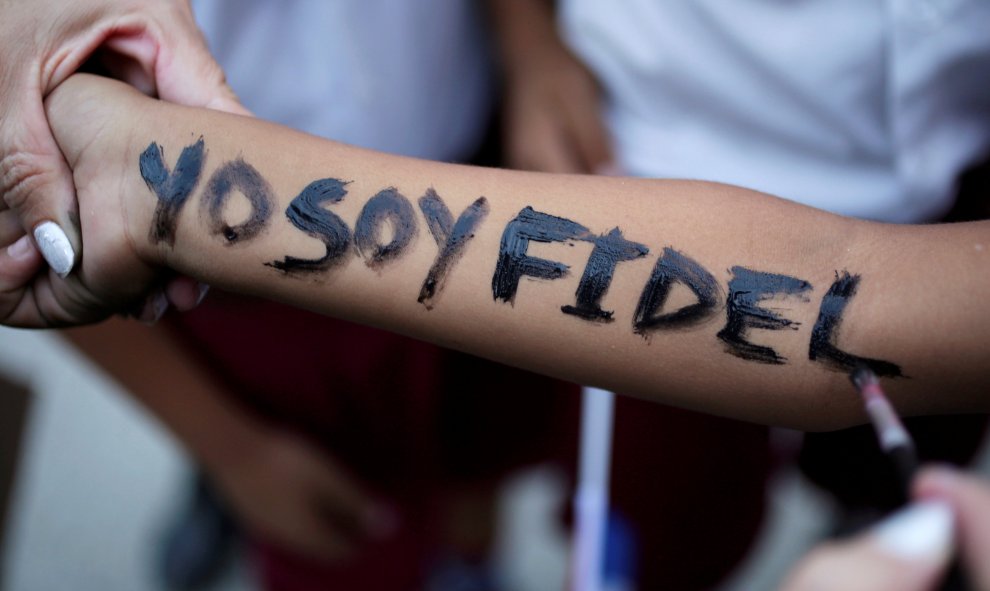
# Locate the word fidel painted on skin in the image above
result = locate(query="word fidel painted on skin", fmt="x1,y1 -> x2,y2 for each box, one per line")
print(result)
140,139 -> 902,377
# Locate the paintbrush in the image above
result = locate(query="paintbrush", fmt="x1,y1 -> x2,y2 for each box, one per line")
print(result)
849,367 -> 971,589
849,365 -> 918,498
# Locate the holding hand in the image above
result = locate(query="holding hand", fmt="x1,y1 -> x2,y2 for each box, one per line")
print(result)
211,430 -> 395,561
782,466 -> 990,591
2,77 -> 164,326
492,0 -> 613,174
65,318 -> 396,563
0,0 -> 244,321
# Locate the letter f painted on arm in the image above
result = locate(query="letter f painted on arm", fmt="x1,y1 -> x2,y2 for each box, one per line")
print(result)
492,207 -> 590,305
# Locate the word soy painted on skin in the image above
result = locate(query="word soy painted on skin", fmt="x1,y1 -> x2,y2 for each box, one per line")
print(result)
140,139 -> 902,377
140,140 -> 489,309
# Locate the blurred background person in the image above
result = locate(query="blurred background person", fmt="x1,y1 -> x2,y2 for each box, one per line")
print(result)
487,0 -> 990,588
4,0 -> 987,589
66,1 -> 578,590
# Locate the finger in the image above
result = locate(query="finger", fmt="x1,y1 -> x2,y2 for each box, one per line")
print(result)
250,509 -> 354,563
915,466 -> 990,589
560,83 -> 612,173
147,11 -> 251,117
93,39 -> 158,96
312,458 -> 395,541
1,98 -> 80,277
135,290 -> 169,325
508,116 -> 584,174
92,6 -> 251,118
293,523 -> 355,563
781,500 -> 953,591
595,161 -> 626,177
0,234 -> 44,323
0,234 -> 43,284
164,275 -> 209,311
0,210 -> 26,248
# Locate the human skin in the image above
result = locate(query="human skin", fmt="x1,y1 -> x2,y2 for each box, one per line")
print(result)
916,467 -> 990,591
63,318 -> 389,560
781,466 -> 990,591
12,74 -> 990,430
0,0 -> 245,314
488,0 -> 613,174
0,0 -> 400,562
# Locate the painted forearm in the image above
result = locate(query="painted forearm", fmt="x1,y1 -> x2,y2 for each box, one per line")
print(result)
116,101 -> 989,429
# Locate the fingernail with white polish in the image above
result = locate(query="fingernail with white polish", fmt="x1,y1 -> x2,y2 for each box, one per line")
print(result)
33,221 -> 74,277
139,292 -> 169,325
195,282 -> 210,306
873,500 -> 954,561
7,234 -> 35,261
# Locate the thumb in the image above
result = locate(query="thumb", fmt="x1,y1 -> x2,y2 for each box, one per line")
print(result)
312,457 -> 396,541
96,7 -> 251,117
915,466 -> 990,590
147,17 -> 251,117
781,500 -> 954,591
561,84 -> 612,173
0,98 -> 79,277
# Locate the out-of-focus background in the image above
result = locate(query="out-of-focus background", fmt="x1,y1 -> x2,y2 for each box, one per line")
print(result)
3,327 -> 988,591
0,329 -> 251,591
2,2 -> 989,590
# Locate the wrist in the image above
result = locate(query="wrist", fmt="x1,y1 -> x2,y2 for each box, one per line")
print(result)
121,97 -> 179,271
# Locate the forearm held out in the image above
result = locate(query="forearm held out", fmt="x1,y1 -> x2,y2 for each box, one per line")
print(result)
44,75 -> 990,429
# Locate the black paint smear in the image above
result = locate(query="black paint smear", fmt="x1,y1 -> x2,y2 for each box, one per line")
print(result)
417,190 -> 490,309
633,247 -> 720,334
354,187 -> 418,268
809,271 -> 903,377
492,206 -> 591,304
267,178 -> 352,273
200,158 -> 274,244
561,227 -> 649,322
717,267 -> 812,364
140,139 -> 205,246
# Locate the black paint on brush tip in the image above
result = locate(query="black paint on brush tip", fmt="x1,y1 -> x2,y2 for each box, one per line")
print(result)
717,266 -> 812,364
354,187 -> 418,269
849,364 -> 879,391
491,206 -> 591,305
200,158 -> 274,244
810,271 -> 903,378
561,227 -> 649,322
417,190 -> 490,309
633,247 -> 721,334
268,178 -> 352,273
141,138 -> 205,246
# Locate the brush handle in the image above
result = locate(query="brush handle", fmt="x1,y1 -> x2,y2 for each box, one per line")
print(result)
887,444 -> 918,502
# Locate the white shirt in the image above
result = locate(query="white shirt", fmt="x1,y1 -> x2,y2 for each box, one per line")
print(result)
193,0 -> 493,162
560,0 -> 990,222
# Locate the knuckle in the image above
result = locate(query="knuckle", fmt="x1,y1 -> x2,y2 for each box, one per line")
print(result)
0,150 -> 53,214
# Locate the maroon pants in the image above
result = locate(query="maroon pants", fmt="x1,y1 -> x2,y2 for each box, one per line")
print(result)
169,292 -> 770,590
